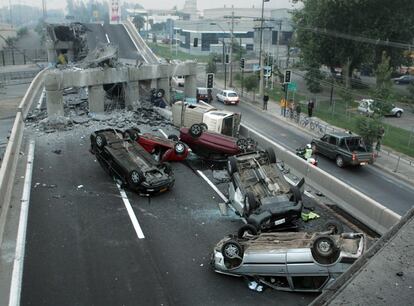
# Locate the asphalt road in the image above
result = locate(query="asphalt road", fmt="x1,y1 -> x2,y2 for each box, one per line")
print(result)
20,126 -> 319,306
84,23 -> 142,61
209,95 -> 414,216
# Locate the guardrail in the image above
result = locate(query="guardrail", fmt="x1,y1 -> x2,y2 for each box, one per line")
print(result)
0,68 -> 47,244
239,124 -> 401,235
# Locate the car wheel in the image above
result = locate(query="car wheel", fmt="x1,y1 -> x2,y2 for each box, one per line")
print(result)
236,138 -> 248,151
323,220 -> 343,234
227,156 -> 238,175
237,224 -> 258,238
266,147 -> 277,164
221,240 -> 243,260
311,142 -> 317,154
395,111 -> 402,118
311,235 -> 340,264
128,169 -> 144,187
336,155 -> 344,168
124,129 -> 140,141
189,124 -> 203,138
157,89 -> 165,98
95,133 -> 107,149
174,141 -> 186,155
168,134 -> 179,141
200,123 -> 208,131
244,191 -> 259,215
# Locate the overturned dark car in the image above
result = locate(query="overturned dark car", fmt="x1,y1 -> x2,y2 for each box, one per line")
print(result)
212,222 -> 366,292
227,148 -> 304,236
90,128 -> 175,195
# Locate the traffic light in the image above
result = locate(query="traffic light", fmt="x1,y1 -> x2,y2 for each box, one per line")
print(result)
207,73 -> 214,89
240,58 -> 245,69
225,54 -> 230,64
284,70 -> 292,83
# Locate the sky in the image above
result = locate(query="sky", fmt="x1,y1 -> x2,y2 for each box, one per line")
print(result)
3,0 -> 296,11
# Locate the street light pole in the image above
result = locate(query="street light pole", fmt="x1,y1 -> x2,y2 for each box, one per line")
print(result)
259,0 -> 269,97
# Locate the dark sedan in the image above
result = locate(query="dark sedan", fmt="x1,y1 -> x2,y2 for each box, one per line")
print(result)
90,129 -> 175,195
392,75 -> 414,84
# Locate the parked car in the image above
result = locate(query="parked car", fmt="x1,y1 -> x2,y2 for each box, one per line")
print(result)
216,90 -> 240,105
90,129 -> 175,194
227,149 -> 304,235
123,128 -> 189,162
392,75 -> 414,84
357,98 -> 404,118
196,87 -> 212,103
211,223 -> 366,292
172,101 -> 241,137
179,123 -> 255,160
311,132 -> 375,167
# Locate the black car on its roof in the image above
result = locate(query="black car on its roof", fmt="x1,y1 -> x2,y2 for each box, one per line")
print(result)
90,128 -> 175,194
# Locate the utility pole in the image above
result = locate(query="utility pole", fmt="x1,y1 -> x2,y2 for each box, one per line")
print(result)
229,7 -> 234,87
275,20 -> 282,69
8,0 -> 13,27
42,0 -> 47,22
258,0 -> 269,97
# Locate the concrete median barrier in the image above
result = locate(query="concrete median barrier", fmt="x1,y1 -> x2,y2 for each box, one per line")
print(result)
240,124 -> 401,235
18,68 -> 47,118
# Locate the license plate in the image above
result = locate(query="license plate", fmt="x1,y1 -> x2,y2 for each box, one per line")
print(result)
159,188 -> 168,193
360,162 -> 367,165
275,218 -> 286,226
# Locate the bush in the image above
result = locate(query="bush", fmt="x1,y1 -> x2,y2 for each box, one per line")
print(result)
243,74 -> 258,92
17,27 -> 28,37
354,116 -> 383,151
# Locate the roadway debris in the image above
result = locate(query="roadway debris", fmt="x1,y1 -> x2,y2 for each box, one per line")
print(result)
77,44 -> 120,69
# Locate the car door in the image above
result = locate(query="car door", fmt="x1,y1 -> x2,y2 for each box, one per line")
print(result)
316,135 -> 329,156
325,136 -> 338,159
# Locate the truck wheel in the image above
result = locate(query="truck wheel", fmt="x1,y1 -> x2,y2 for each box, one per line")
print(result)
335,155 -> 344,168
236,138 -> 248,151
237,224 -> 258,238
222,240 -> 243,260
323,220 -> 343,234
227,156 -> 238,175
266,147 -> 276,164
189,124 -> 203,138
95,133 -> 107,149
311,235 -> 340,264
200,123 -> 208,131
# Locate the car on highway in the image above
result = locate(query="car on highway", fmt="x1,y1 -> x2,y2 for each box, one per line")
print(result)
392,74 -> 414,84
211,223 -> 366,292
179,123 -> 255,160
357,98 -> 404,118
123,128 -> 189,162
216,90 -> 240,105
227,149 -> 304,236
90,129 -> 175,194
311,132 -> 375,167
196,87 -> 212,103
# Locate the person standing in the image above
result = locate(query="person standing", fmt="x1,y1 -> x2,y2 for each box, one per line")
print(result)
307,98 -> 315,117
263,93 -> 269,110
295,103 -> 301,123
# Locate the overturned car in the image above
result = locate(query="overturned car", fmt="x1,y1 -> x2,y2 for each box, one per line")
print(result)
227,149 -> 304,235
211,223 -> 366,292
90,128 -> 175,194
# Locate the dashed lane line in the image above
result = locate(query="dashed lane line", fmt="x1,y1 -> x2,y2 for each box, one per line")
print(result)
9,140 -> 35,306
116,184 -> 145,239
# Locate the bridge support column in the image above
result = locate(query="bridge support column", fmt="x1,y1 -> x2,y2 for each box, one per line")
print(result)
184,74 -> 196,99
150,79 -> 157,89
125,81 -> 140,110
88,85 -> 105,113
46,89 -> 64,116
157,78 -> 170,102
46,40 -> 57,64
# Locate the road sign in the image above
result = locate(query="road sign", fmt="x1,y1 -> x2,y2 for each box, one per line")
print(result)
253,64 -> 260,72
284,70 -> 292,83
287,82 -> 297,91
207,73 -> 214,89
264,66 -> 272,77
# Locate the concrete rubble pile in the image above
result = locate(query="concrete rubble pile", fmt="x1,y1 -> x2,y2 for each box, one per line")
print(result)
76,44 -> 121,69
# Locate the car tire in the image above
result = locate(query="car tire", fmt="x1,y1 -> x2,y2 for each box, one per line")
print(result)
244,191 -> 259,215
168,134 -> 179,141
221,240 -> 243,260
336,155 -> 344,168
189,124 -> 203,138
95,133 -> 107,149
266,147 -> 277,164
174,141 -> 186,155
323,220 -> 343,234
227,156 -> 238,175
157,89 -> 165,98
124,128 -> 140,141
237,224 -> 258,238
395,111 -> 402,118
311,235 -> 340,264
127,169 -> 144,187
236,138 -> 248,151
200,123 -> 208,131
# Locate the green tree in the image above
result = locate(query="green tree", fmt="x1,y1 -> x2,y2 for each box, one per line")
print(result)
304,65 -> 323,93
243,74 -> 258,92
206,55 -> 217,74
133,15 -> 145,32
231,41 -> 246,61
354,116 -> 383,151
375,51 -> 393,101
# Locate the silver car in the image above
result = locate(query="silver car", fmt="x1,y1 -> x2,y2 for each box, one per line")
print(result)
211,223 -> 366,292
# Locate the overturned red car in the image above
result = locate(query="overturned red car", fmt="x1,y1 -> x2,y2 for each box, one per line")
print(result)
179,123 -> 255,160
124,128 -> 189,162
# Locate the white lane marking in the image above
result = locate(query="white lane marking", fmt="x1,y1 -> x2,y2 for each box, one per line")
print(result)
197,170 -> 229,203
9,140 -> 35,306
304,190 -> 314,198
116,184 -> 145,239
158,129 -> 168,139
105,34 -> 110,43
36,88 -> 45,110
